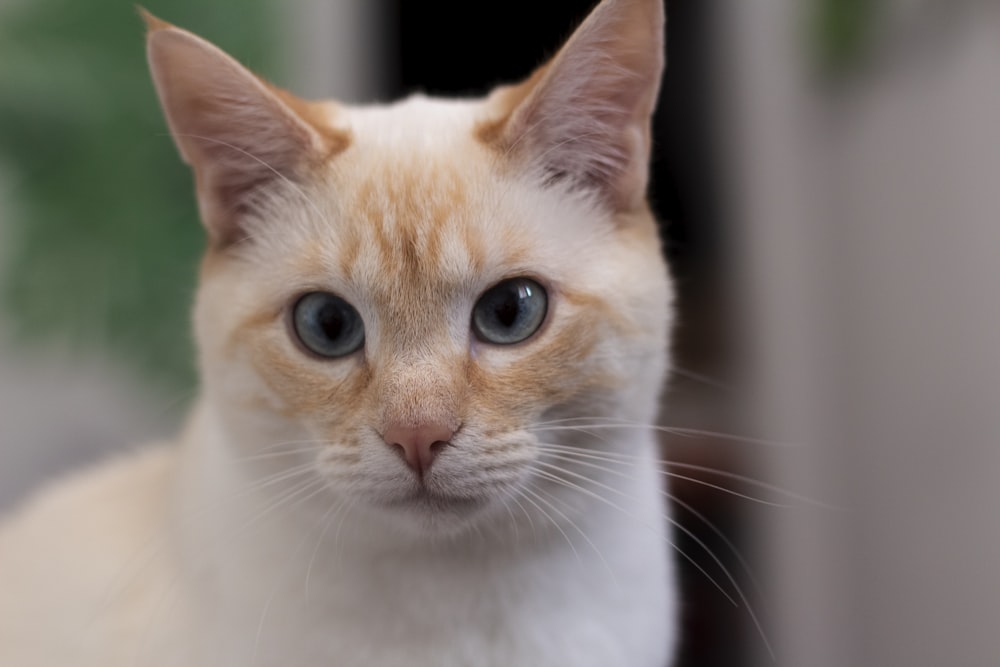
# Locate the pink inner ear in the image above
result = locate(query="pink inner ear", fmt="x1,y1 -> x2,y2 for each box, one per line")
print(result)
181,92 -> 317,245
491,0 -> 665,212
146,24 -> 343,246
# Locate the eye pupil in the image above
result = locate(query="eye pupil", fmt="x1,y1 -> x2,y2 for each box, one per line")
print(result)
473,278 -> 547,345
318,307 -> 344,339
495,300 -> 519,328
292,292 -> 365,358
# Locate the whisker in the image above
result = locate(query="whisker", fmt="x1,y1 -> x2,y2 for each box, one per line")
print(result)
251,479 -> 333,665
530,421 -> 797,448
500,493 -> 522,544
670,490 -> 774,659
509,491 -> 538,541
166,133 -> 329,229
236,446 -> 324,464
331,498 -> 356,558
528,486 -> 621,590
661,460 -> 833,509
236,476 -> 327,538
529,466 -> 737,607
537,447 -> 799,508
223,463 -> 321,503
531,415 -> 627,428
515,487 -> 583,568
253,439 -> 332,454
668,365 -> 734,392
303,498 -> 349,602
668,493 -> 766,603
531,459 -> 775,659
536,442 -> 832,508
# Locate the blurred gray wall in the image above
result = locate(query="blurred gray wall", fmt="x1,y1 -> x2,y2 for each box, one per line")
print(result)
721,1 -> 1000,665
281,0 -> 385,102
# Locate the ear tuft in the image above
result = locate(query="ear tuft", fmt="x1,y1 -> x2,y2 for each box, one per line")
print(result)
136,7 -> 174,34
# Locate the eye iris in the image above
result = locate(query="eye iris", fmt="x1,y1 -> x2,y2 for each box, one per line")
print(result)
292,292 -> 364,358
473,278 -> 547,344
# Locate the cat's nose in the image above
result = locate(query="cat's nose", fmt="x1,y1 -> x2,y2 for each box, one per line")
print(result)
383,423 -> 454,476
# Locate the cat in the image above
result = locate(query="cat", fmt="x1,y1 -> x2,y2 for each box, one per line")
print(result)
0,0 -> 676,665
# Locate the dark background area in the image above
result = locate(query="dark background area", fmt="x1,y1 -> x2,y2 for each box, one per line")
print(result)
386,1 -> 749,665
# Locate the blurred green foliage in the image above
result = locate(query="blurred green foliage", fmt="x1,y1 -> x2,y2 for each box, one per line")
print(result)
0,0 -> 276,391
812,0 -> 879,76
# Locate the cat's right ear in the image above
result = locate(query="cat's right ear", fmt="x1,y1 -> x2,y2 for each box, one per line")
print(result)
477,0 -> 664,214
142,10 -> 348,247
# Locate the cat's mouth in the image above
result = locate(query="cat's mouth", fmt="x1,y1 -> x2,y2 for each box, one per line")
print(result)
383,488 -> 489,514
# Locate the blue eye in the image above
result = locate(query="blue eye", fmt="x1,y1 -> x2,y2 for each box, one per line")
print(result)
292,292 -> 365,358
472,278 -> 548,345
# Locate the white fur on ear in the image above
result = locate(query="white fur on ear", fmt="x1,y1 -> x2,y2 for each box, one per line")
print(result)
144,14 -> 340,245
491,0 -> 665,212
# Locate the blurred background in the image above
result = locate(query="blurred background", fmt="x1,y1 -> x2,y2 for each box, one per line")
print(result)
2,1 -> 1000,665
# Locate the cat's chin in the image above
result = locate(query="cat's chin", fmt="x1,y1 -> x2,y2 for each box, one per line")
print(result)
369,488 -> 503,537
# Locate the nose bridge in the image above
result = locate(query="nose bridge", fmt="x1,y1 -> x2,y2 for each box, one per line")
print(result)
370,256 -> 466,431
376,352 -> 464,432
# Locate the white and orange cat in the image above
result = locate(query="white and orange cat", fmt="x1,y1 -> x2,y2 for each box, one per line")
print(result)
0,0 -> 676,665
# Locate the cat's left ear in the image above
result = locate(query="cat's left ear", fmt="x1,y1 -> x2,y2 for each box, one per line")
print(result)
142,10 -> 348,246
479,0 -> 665,213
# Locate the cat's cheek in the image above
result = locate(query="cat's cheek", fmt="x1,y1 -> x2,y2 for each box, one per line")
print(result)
230,327 -> 372,423
467,310 -> 623,411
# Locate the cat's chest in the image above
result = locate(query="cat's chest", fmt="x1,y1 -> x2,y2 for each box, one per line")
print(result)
202,587 -> 655,667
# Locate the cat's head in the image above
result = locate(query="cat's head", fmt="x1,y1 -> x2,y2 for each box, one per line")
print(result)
145,0 -> 671,534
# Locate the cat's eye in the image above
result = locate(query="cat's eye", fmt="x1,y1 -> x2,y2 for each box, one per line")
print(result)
472,278 -> 548,345
291,292 -> 365,358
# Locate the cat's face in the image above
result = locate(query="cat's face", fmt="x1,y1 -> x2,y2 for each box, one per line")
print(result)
146,0 -> 670,533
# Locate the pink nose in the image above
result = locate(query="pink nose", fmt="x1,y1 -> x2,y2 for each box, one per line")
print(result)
383,423 -> 455,476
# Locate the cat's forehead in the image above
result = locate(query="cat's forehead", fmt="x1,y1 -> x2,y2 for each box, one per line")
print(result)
301,98 -> 497,285
240,93 -> 611,317
330,95 -> 500,210
338,94 -> 485,151
273,96 -> 604,281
